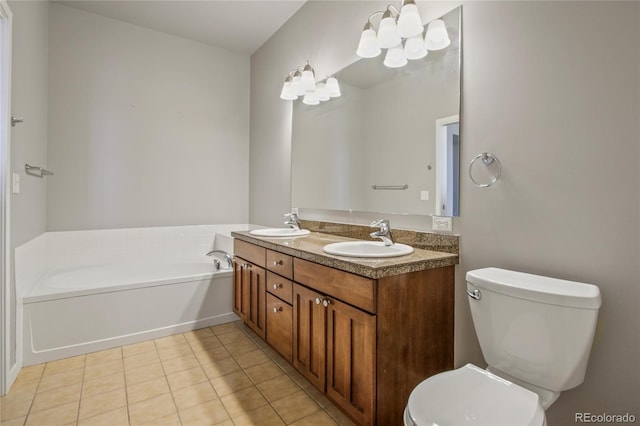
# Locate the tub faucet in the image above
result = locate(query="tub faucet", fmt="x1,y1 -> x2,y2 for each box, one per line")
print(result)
206,250 -> 233,271
284,213 -> 301,231
370,219 -> 395,246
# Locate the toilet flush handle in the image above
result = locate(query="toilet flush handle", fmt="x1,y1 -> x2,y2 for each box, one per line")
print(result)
466,288 -> 482,300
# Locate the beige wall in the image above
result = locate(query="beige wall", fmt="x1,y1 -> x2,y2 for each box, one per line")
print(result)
8,0 -> 49,371
47,4 -> 250,230
251,1 -> 640,424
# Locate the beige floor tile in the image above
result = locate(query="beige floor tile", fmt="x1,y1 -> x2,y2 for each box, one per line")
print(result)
303,385 -> 333,408
166,366 -> 207,392
244,361 -> 284,384
79,387 -> 127,420
188,335 -> 223,352
138,412 -> 182,426
124,351 -> 161,372
7,376 -> 40,395
85,347 -> 123,367
201,358 -> 241,380
82,371 -> 125,398
158,343 -> 193,362
129,393 -> 177,426
214,420 -> 234,426
324,404 -> 357,426
126,376 -> 170,405
184,327 -> 214,342
161,353 -> 200,375
257,374 -> 301,403
216,330 -> 249,345
1,416 -> 27,426
233,349 -> 271,369
0,388 -> 36,407
154,334 -> 187,349
123,340 -> 157,358
172,381 -> 218,411
84,358 -> 124,381
37,367 -> 84,393
290,410 -> 339,426
15,364 -> 45,383
125,362 -> 165,386
30,382 -> 82,413
25,400 -> 79,426
271,390 -> 320,424
287,369 -> 314,390
77,406 -> 129,426
211,371 -> 253,397
223,340 -> 259,357
178,398 -> 229,426
194,346 -> 231,364
210,322 -> 240,336
230,404 -> 285,426
0,395 -> 33,421
43,355 -> 86,377
219,387 -> 268,418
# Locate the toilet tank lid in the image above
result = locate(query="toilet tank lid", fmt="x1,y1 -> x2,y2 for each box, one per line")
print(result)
466,267 -> 601,309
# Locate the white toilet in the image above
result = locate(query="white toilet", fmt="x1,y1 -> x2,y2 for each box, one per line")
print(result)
404,267 -> 602,426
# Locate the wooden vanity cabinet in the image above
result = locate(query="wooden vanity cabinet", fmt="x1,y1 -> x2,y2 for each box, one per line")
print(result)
233,240 -> 267,339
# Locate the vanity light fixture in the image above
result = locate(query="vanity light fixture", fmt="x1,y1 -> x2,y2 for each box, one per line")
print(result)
356,0 -> 451,68
279,61 -> 341,105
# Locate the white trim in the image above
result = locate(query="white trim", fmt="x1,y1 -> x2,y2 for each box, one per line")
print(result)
434,115 -> 459,217
0,0 -> 13,395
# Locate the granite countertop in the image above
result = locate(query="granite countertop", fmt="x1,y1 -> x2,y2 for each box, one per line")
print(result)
231,231 -> 458,279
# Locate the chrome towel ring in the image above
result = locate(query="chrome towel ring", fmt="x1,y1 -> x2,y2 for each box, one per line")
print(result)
469,152 -> 501,188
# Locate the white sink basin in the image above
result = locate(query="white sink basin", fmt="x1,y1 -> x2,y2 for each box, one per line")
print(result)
323,241 -> 414,258
249,228 -> 311,237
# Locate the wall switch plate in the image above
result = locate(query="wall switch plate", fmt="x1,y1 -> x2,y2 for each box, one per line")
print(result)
420,190 -> 429,201
432,216 -> 452,232
12,173 -> 20,194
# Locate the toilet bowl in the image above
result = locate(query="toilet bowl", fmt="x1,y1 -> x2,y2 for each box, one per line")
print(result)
404,267 -> 601,426
404,364 -> 546,426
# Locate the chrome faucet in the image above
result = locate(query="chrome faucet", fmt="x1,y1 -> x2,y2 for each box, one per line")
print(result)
370,219 -> 395,246
283,212 -> 302,231
206,250 -> 233,271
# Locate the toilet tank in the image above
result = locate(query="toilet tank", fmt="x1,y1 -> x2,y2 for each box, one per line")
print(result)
466,267 -> 601,392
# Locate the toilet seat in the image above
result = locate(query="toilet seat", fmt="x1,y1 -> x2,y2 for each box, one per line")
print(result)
405,364 -> 546,426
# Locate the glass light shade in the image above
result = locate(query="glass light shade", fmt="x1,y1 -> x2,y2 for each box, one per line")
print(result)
325,77 -> 341,97
291,73 -> 306,96
302,91 -> 320,106
404,34 -> 428,60
315,83 -> 330,101
424,19 -> 450,51
383,43 -> 408,68
377,13 -> 401,49
280,80 -> 298,100
300,66 -> 316,92
356,26 -> 381,58
397,2 -> 423,38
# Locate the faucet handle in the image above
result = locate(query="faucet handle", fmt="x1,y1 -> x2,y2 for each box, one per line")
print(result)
370,219 -> 390,230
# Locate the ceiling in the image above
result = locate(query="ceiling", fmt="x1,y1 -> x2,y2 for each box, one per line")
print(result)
55,0 -> 307,55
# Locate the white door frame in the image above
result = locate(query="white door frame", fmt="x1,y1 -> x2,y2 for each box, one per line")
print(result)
434,114 -> 459,216
0,0 -> 12,395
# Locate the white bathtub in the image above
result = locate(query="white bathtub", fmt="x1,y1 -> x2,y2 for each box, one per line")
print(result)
16,225 -> 248,366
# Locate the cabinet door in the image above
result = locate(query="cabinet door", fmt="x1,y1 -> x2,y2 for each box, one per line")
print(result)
232,259 -> 245,319
327,298 -> 376,426
293,284 -> 326,392
266,293 -> 293,362
243,262 -> 266,339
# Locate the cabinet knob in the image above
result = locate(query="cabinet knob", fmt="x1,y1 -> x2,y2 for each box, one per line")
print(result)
322,299 -> 331,307
273,306 -> 283,313
273,283 -> 283,290
315,298 -> 321,305
241,263 -> 250,269
272,260 -> 284,266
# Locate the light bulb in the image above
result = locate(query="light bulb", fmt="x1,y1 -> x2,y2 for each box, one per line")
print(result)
356,22 -> 381,58
325,77 -> 341,97
424,19 -> 450,51
302,91 -> 320,106
383,43 -> 408,68
377,10 -> 401,49
397,0 -> 423,38
404,34 -> 428,60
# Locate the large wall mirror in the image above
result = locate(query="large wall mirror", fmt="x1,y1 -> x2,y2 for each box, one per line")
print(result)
291,6 -> 461,217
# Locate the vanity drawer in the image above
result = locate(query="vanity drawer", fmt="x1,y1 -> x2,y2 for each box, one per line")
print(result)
234,240 -> 266,267
266,249 -> 293,279
266,293 -> 293,362
267,271 -> 293,305
293,258 -> 376,314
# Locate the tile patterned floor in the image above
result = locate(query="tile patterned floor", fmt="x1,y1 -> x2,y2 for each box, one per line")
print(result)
0,321 -> 356,426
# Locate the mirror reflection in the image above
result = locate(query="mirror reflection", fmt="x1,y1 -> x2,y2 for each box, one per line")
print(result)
291,6 -> 461,217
